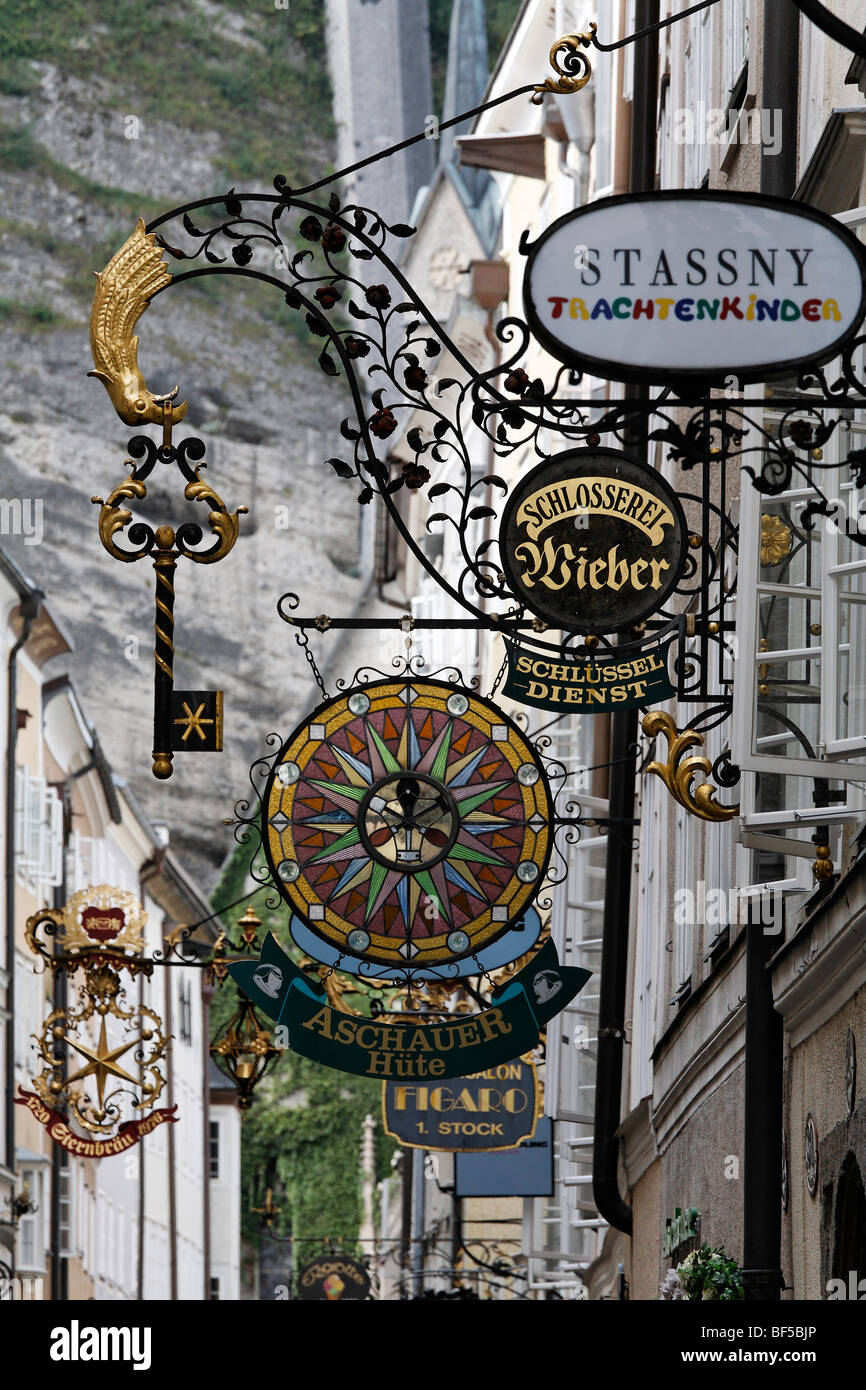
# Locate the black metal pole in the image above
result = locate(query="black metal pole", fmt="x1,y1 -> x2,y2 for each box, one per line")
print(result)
592,0 -> 659,1240
741,0 -> 799,1302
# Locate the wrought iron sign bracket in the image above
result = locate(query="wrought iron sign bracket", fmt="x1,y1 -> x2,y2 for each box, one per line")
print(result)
92,413 -> 245,778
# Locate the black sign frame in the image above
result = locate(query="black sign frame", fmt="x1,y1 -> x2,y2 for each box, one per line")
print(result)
499,447 -> 689,636
521,188 -> 866,387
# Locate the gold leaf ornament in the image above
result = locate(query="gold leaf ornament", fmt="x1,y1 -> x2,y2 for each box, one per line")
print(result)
89,218 -> 187,427
531,31 -> 594,103
642,711 -> 739,822
760,514 -> 792,567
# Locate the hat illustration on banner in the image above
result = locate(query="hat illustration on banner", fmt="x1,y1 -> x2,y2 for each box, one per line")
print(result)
253,963 -> 283,998
533,969 -> 563,1005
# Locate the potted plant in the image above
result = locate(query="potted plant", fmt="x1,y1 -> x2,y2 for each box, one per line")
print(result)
659,1243 -> 745,1300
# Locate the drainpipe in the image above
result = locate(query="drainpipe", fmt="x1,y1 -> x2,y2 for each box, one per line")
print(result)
741,0 -> 798,1304
592,0 -> 659,1240
201,971 -> 213,1300
5,587 -> 42,1176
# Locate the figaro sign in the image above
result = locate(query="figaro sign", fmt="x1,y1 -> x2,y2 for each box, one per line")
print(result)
522,190 -> 866,384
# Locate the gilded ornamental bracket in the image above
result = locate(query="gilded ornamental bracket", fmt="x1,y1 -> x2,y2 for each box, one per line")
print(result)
531,32 -> 594,103
641,711 -> 739,822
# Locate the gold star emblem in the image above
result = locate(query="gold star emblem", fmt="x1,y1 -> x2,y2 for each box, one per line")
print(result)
174,700 -> 214,743
64,1017 -> 140,1108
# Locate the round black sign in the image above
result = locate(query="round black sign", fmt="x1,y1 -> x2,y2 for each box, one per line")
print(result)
499,448 -> 688,634
296,1254 -> 371,1301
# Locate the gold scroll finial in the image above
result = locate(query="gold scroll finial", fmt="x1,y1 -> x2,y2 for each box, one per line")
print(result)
642,711 -> 739,822
531,31 -> 594,104
89,217 -> 187,427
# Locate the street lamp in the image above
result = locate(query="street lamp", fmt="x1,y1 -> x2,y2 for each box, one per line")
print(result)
209,905 -> 280,1111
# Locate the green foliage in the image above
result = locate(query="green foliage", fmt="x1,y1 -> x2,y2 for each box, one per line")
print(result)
676,1244 -> 745,1301
0,0 -> 334,187
0,297 -> 66,329
209,843 -> 397,1252
429,0 -> 523,113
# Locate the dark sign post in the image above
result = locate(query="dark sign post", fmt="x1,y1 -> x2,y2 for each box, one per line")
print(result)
499,448 -> 687,636
382,1058 -> 540,1151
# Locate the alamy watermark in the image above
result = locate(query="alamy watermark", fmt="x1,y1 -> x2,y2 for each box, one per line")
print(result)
673,103 -> 783,157
826,1271 -> 866,1299
0,498 -> 42,545
674,882 -> 784,936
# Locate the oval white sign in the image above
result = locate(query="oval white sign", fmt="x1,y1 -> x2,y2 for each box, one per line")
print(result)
522,191 -> 866,384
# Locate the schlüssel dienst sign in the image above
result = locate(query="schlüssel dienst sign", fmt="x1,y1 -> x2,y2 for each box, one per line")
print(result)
522,191 -> 866,384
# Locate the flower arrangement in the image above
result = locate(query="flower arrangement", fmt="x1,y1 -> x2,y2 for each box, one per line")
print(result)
659,1243 -> 745,1300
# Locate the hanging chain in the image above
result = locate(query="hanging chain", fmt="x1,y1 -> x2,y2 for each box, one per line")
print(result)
294,628 -> 329,700
487,639 -> 511,699
401,613 -> 415,676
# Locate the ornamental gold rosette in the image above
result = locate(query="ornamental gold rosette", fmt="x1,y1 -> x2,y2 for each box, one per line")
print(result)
531,32 -> 594,104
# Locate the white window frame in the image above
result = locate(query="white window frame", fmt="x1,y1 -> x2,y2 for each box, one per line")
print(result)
57,1164 -> 73,1258
591,0 -> 614,199
17,1167 -> 48,1274
15,767 -> 63,888
721,0 -> 749,106
14,953 -> 40,1076
683,4 -> 712,188
733,402 -> 866,782
69,831 -> 139,897
209,1118 -> 221,1181
632,766 -> 659,1099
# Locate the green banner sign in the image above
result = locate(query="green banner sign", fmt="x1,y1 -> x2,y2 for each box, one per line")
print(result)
228,934 -> 590,1081
503,638 -> 675,714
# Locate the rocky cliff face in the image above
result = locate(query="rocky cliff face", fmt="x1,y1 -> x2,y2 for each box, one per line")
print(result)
0,2 -> 371,883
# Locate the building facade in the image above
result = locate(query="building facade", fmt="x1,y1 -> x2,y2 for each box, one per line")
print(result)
376,0 -> 866,1299
0,546 -> 241,1300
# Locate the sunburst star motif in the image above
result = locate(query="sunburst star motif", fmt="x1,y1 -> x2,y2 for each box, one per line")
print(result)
264,681 -> 551,969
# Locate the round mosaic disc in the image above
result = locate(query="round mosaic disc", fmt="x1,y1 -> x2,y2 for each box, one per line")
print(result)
263,680 -> 552,967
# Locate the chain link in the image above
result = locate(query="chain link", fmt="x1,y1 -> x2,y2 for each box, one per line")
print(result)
295,628 -> 329,700
487,640 -> 511,699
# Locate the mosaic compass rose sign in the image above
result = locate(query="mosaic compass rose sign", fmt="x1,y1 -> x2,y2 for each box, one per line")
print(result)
263,680 -> 552,969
